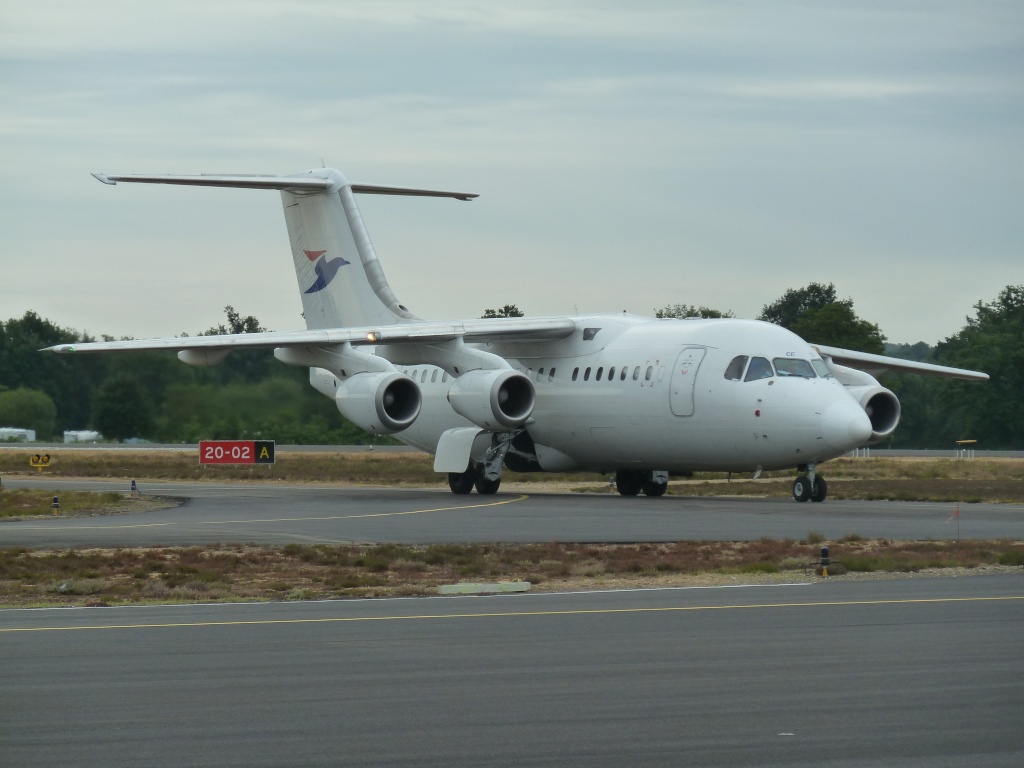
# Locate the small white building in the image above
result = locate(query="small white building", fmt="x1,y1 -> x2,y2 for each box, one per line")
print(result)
0,427 -> 36,442
64,430 -> 102,443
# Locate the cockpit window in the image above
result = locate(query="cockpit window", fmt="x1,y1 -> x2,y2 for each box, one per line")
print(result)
724,355 -> 748,381
773,358 -> 816,378
811,359 -> 832,378
744,357 -> 774,381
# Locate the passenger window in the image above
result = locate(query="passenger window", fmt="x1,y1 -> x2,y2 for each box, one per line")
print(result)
608,366 -> 616,380
773,358 -> 816,378
537,367 -> 545,382
548,368 -> 556,382
572,367 -> 579,382
596,367 -> 603,380
584,367 -> 591,381
421,370 -> 428,383
620,367 -> 627,381
431,370 -> 438,383
645,366 -> 653,381
744,357 -> 774,381
442,372 -> 449,383
633,366 -> 641,381
724,355 -> 748,381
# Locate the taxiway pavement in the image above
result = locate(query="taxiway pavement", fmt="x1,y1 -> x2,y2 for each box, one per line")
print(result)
2,575 -> 1021,767
1,478 -> 1022,548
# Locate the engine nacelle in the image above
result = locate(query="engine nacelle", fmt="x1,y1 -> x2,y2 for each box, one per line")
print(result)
335,372 -> 421,435
849,385 -> 901,443
447,369 -> 535,430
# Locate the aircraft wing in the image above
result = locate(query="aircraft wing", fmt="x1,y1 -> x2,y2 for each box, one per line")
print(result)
44,317 -> 577,354
812,344 -> 988,381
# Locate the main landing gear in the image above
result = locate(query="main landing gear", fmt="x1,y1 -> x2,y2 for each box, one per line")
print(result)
615,470 -> 669,497
792,464 -> 827,503
448,434 -> 513,495
448,465 -> 502,495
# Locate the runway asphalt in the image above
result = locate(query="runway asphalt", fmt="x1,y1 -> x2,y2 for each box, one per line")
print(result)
2,477 -> 1023,548
2,575 -> 1021,767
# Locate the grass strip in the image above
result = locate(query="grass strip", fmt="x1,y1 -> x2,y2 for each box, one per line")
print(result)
2,539 -> 1021,608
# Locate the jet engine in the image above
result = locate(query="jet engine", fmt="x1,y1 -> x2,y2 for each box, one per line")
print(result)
850,385 -> 901,443
335,372 -> 421,434
447,369 -> 535,430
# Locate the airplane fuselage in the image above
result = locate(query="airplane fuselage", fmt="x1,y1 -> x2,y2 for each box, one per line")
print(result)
388,314 -> 871,474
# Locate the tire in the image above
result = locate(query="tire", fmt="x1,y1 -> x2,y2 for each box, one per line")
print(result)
792,475 -> 812,502
642,480 -> 667,497
810,475 -> 828,503
475,476 -> 501,495
448,469 -> 475,494
616,470 -> 642,496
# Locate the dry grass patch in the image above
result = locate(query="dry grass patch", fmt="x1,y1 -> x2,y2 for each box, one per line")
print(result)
2,538 -> 1020,608
0,489 -> 177,519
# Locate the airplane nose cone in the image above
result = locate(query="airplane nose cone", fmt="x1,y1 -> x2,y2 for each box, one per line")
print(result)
821,400 -> 872,451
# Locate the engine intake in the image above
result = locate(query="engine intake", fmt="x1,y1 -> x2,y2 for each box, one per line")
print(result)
447,369 -> 535,430
854,385 -> 901,443
335,372 -> 421,434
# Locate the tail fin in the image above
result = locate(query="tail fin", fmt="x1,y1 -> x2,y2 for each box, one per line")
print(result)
92,168 -> 476,329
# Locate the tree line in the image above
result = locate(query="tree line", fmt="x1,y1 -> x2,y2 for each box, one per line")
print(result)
3,286 -> 1021,448
0,307 -> 382,445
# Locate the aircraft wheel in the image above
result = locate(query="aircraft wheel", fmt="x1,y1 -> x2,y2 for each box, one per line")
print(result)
616,470 -> 642,496
475,476 -> 501,495
642,480 -> 667,497
810,476 -> 828,503
448,469 -> 475,494
792,475 -> 812,502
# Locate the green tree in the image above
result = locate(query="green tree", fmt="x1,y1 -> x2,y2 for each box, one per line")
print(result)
0,311 -> 106,431
932,285 -> 1024,449
0,388 -> 57,439
481,305 -> 524,318
759,284 -> 885,354
197,305 -> 274,383
759,282 -> 839,327
655,304 -> 734,319
789,303 -> 885,354
92,374 -> 154,442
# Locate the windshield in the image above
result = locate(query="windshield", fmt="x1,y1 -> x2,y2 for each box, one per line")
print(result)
773,358 -> 816,378
744,357 -> 774,381
811,359 -> 832,378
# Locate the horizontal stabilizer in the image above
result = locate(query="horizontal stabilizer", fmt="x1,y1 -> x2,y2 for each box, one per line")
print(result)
91,171 -> 477,200
91,172 -> 331,191
351,185 -> 477,201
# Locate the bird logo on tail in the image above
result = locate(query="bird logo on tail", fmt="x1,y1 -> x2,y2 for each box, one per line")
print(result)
303,249 -> 350,294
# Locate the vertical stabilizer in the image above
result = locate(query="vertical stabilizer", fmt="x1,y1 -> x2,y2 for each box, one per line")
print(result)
281,170 -> 415,329
91,167 -> 476,330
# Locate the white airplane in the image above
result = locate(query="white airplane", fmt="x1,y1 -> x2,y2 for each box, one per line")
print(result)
48,167 -> 988,501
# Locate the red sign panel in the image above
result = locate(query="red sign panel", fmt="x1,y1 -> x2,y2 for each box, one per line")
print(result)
199,440 -> 275,465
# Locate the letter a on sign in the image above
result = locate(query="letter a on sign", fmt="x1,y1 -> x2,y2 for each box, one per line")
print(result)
254,440 -> 276,464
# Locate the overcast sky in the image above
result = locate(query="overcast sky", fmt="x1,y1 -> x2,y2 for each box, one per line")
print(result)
2,1 -> 1021,345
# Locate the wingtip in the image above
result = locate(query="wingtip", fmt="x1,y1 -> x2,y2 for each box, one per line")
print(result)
92,172 -> 116,185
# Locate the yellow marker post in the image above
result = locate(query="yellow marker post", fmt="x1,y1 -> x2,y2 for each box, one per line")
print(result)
29,453 -> 52,472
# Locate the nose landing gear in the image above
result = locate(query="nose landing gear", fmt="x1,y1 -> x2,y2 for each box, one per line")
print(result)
793,464 -> 828,502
